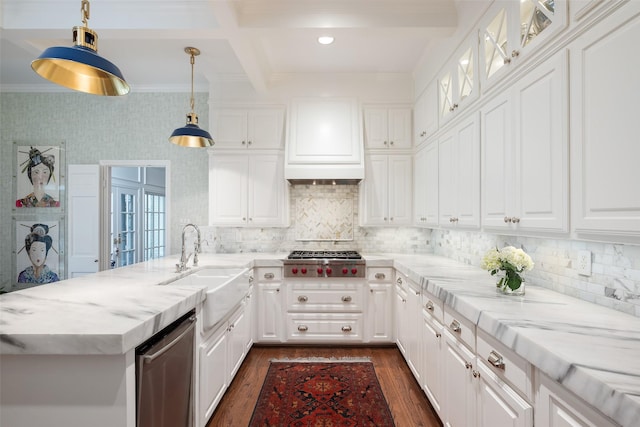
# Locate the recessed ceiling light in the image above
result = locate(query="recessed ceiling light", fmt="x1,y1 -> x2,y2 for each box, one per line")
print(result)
318,36 -> 334,45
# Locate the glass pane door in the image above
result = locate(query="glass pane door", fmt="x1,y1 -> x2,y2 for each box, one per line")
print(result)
111,185 -> 140,268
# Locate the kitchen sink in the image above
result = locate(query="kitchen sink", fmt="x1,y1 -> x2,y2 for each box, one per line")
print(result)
166,267 -> 250,330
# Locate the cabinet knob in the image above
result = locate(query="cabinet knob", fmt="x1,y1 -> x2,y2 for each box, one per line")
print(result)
465,361 -> 472,369
384,141 -> 388,145
341,325 -> 353,333
511,216 -> 520,223
390,217 -> 394,221
341,295 -> 352,303
435,331 -> 442,338
390,141 -> 394,145
242,217 -> 247,221
384,217 -> 388,221
297,325 -> 308,332
247,140 -> 252,145
511,50 -> 520,58
298,295 -> 308,303
504,216 -> 512,223
241,140 -> 246,145
426,300 -> 434,311
450,319 -> 461,333
472,370 -> 480,378
503,57 -> 512,65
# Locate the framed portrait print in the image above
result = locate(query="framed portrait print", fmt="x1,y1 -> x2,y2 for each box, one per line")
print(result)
13,217 -> 65,290
13,142 -> 66,210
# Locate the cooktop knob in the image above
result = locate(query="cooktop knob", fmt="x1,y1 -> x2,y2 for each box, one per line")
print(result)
351,268 -> 358,275
317,267 -> 323,275
301,268 -> 307,274
292,268 -> 298,274
342,268 -> 348,275
326,268 -> 332,275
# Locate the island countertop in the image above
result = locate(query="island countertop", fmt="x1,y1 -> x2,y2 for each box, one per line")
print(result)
1,252 -> 639,426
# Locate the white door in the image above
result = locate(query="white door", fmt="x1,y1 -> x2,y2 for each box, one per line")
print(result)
67,164 -> 100,278
248,154 -> 285,226
209,154 -> 248,225
111,185 -> 141,268
388,154 -> 413,225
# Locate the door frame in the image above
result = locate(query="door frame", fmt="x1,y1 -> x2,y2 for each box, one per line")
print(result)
99,160 -> 171,272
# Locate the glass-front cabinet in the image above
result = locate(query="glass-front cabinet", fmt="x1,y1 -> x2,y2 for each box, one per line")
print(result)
438,33 -> 478,123
480,0 -> 567,87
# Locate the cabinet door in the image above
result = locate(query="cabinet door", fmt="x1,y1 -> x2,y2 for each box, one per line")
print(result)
395,286 -> 408,356
211,109 -> 248,149
388,155 -> 413,225
413,145 -> 428,226
199,325 -> 228,425
438,131 -> 457,226
476,362 -> 533,427
515,51 -> 568,232
571,6 -> 640,238
255,283 -> 283,342
363,107 -> 389,149
424,141 -> 439,227
422,314 -> 444,418
415,83 -> 438,145
443,330 -> 476,427
209,154 -> 248,225
455,114 -> 481,228
362,154 -> 389,225
482,94 -> 513,230
247,108 -> 285,149
227,305 -> 248,380
404,283 -> 422,383
248,154 -> 287,226
367,283 -> 394,342
387,108 -> 413,149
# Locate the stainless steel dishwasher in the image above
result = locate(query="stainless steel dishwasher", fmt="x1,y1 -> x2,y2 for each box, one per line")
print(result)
136,310 -> 196,427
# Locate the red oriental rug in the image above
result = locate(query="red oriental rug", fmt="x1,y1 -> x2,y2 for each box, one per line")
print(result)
249,359 -> 396,427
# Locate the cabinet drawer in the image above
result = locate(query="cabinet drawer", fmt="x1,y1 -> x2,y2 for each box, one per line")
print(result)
287,284 -> 364,312
255,267 -> 282,282
444,306 -> 476,351
477,329 -> 533,399
421,290 -> 444,323
367,267 -> 394,282
286,313 -> 364,342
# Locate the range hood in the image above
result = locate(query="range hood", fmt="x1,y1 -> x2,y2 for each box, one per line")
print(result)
285,97 -> 364,184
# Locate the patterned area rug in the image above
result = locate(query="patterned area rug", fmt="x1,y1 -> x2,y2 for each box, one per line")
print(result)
249,359 -> 395,427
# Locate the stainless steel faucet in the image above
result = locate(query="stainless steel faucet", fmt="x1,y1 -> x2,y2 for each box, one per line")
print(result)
176,223 -> 201,272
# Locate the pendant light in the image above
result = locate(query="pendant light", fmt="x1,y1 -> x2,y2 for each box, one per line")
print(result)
169,47 -> 214,148
31,0 -> 129,96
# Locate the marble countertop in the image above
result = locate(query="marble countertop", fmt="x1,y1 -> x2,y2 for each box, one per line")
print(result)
1,252 -> 639,425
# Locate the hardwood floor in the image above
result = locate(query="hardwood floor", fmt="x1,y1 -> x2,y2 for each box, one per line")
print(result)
206,345 -> 443,427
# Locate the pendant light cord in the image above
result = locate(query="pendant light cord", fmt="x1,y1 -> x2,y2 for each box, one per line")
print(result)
81,0 -> 90,27
190,51 -> 195,114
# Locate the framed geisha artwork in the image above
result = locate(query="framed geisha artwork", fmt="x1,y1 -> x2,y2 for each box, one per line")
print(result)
13,142 -> 65,210
13,218 -> 65,290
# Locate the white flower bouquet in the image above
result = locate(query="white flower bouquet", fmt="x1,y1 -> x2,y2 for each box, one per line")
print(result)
481,246 -> 534,294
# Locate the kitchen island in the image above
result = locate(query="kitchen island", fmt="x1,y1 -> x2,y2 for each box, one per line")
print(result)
1,252 -> 639,426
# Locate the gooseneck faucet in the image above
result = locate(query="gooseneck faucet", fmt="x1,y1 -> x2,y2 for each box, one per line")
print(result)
176,223 -> 201,272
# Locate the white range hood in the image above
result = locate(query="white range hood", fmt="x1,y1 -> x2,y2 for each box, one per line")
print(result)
285,97 -> 364,184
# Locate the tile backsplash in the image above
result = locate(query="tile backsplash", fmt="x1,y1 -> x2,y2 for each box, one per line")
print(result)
200,184 -> 640,318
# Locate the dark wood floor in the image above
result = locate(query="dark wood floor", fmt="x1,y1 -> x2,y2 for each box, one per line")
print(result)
207,345 -> 443,427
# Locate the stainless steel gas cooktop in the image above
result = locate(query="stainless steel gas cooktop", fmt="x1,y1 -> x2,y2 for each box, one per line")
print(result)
284,250 -> 365,278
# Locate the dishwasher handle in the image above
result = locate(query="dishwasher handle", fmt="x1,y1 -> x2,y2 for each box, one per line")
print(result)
141,315 -> 196,364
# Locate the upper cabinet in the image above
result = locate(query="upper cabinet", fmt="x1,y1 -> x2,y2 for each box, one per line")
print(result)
438,33 -> 479,124
414,82 -> 438,146
361,154 -> 413,226
211,107 -> 285,150
570,3 -> 640,240
413,141 -> 439,228
479,0 -> 567,88
482,50 -> 568,234
363,105 -> 413,150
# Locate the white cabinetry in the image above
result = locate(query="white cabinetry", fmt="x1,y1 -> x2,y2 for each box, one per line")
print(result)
438,113 -> 480,228
535,371 -> 618,427
414,82 -> 438,145
211,107 -> 285,150
570,4 -> 640,240
366,267 -> 394,343
395,274 -> 422,383
421,290 -> 444,419
254,267 -> 284,343
482,51 -> 568,233
438,32 -> 479,123
285,282 -> 365,342
414,140 -> 439,227
198,296 -> 252,427
363,105 -> 412,149
361,154 -> 412,226
209,153 -> 288,227
479,0 -> 567,88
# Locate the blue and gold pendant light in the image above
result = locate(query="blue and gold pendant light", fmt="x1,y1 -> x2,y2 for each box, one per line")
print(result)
169,47 -> 214,148
31,0 -> 129,96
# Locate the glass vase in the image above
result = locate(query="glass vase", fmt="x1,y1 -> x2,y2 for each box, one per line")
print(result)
496,271 -> 525,296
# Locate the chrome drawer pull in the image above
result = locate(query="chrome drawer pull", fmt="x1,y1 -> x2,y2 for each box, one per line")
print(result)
341,325 -> 352,333
341,295 -> 352,303
297,325 -> 308,332
488,350 -> 505,370
298,295 -> 308,303
425,300 -> 434,311
396,277 -> 403,285
375,272 -> 386,280
264,272 -> 275,280
450,319 -> 461,333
